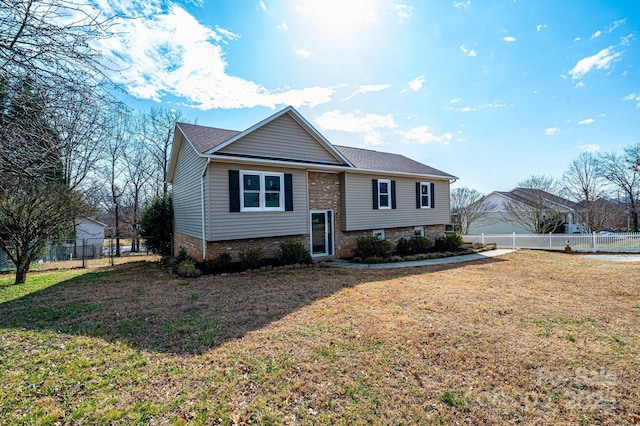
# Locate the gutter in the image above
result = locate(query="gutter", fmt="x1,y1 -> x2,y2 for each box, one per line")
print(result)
200,158 -> 211,260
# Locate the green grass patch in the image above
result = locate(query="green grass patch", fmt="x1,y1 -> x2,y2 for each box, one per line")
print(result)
440,391 -> 468,408
0,269 -> 89,303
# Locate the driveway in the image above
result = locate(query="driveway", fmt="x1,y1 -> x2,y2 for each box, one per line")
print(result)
578,253 -> 640,262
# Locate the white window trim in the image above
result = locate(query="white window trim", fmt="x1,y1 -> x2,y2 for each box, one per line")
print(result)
372,229 -> 385,239
414,226 -> 424,237
240,170 -> 285,212
419,181 -> 431,209
378,179 -> 391,210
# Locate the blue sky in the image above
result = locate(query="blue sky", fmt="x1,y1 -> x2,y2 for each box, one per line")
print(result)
94,0 -> 639,193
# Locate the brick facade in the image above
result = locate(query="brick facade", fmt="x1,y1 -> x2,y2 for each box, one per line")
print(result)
334,224 -> 445,258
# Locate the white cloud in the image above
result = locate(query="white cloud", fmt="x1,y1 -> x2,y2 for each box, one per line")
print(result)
460,106 -> 474,112
450,97 -> 461,104
536,24 -> 547,32
389,2 -> 413,21
574,37 -> 581,42
259,1 -> 267,10
574,81 -> 586,88
407,76 -> 426,91
402,126 -> 453,144
277,22 -> 288,31
503,36 -> 516,42
460,45 -> 477,57
590,30 -> 602,40
294,47 -> 311,58
578,118 -> 595,125
621,33 -> 634,46
341,84 -> 391,101
453,1 -> 471,10
623,93 -> 640,108
589,19 -> 627,40
93,2 -> 335,110
315,109 -> 397,146
569,47 -> 622,80
546,127 -> 559,136
579,144 -> 600,153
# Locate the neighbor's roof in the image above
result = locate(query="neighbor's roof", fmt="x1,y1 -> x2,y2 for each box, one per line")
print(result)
497,188 -> 579,210
175,119 -> 456,178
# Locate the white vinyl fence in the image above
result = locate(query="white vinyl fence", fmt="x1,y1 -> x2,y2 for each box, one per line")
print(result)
464,232 -> 640,252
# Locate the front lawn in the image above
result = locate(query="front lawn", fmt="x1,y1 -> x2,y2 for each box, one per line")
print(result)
0,252 -> 639,424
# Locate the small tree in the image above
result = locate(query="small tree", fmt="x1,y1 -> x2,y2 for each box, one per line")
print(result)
0,178 -> 90,284
450,187 -> 496,234
139,194 -> 173,256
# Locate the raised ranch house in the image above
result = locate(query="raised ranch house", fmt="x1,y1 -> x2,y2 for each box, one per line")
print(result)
167,106 -> 457,260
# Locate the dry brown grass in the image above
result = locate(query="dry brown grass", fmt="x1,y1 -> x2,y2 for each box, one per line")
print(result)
1,250 -> 639,424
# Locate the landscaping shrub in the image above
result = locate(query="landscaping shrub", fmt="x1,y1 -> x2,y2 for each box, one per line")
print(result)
176,259 -> 202,278
239,247 -> 264,270
278,240 -> 311,265
435,232 -> 464,251
353,235 -> 391,259
396,236 -> 431,255
203,252 -> 234,274
139,194 -> 173,256
364,256 -> 385,264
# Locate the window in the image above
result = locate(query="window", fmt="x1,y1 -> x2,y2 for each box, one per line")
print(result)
372,179 -> 395,209
373,229 -> 385,239
240,171 -> 284,211
378,179 -> 391,209
414,226 -> 424,237
418,182 -> 432,209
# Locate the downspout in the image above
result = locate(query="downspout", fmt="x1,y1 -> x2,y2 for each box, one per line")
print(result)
201,158 -> 211,261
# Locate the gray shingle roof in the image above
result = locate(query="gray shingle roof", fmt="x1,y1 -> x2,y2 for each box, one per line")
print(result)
176,122 -> 455,178
498,188 -> 579,210
177,122 -> 239,154
335,145 -> 455,178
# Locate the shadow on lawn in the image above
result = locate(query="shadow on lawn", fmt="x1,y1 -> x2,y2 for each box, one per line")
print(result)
0,257 -> 507,355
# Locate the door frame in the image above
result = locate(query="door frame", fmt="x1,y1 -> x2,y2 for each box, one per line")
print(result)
309,209 -> 334,258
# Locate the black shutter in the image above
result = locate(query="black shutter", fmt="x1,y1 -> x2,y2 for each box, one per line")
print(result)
416,182 -> 421,209
284,173 -> 293,211
430,182 -> 435,209
372,179 -> 378,209
391,180 -> 396,209
229,170 -> 240,212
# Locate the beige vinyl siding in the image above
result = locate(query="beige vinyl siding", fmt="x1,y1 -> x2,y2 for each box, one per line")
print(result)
208,163 -> 308,241
172,137 -> 207,238
342,173 -> 450,231
217,114 -> 343,165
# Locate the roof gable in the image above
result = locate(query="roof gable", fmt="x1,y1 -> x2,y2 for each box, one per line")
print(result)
208,106 -> 352,166
176,122 -> 240,154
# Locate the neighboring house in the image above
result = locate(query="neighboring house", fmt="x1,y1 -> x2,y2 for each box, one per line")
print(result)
74,218 -> 108,258
167,106 -> 457,260
467,188 -> 585,235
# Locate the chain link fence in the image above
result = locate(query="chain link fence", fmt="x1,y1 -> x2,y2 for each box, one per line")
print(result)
0,237 -> 158,273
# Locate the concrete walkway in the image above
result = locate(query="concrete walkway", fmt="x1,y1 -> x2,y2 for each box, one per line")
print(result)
326,249 -> 515,269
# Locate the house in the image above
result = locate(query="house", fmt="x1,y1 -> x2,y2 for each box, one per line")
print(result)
167,106 -> 457,260
73,218 -> 108,258
466,188 -> 585,235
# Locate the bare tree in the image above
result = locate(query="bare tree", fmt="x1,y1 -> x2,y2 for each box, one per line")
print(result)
450,187 -> 496,234
136,107 -> 186,196
123,137 -> 152,252
598,143 -> 640,231
0,0 -> 118,283
104,109 -> 131,257
562,152 -> 612,232
503,175 -> 570,234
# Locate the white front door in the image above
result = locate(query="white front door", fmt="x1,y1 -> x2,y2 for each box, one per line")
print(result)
310,210 -> 334,257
